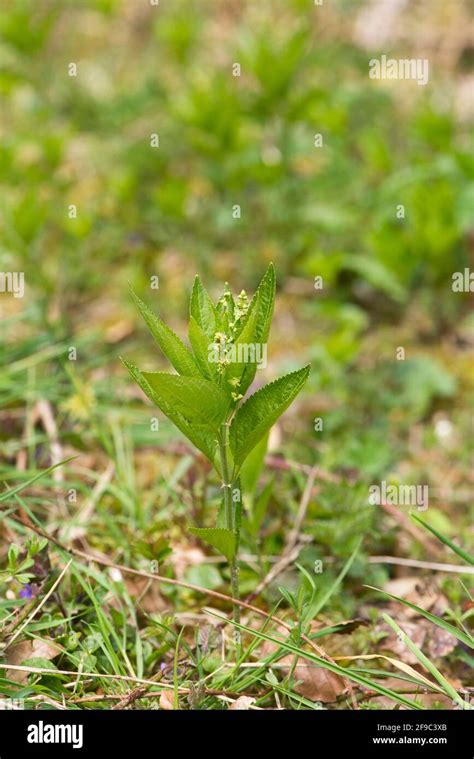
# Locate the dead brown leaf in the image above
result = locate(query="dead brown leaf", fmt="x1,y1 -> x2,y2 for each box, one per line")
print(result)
292,662 -> 347,702
426,626 -> 457,659
6,638 -> 61,683
229,696 -> 256,710
159,690 -> 174,710
384,577 -> 448,618
379,620 -> 427,665
328,618 -> 369,635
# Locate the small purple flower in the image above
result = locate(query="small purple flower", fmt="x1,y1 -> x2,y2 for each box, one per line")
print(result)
19,584 -> 34,600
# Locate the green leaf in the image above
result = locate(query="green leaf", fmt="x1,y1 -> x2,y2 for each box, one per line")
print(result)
278,585 -> 296,609
240,431 -> 269,494
21,658 -> 59,672
8,543 -> 20,566
190,276 -> 217,339
188,315 -> 219,382
248,477 -> 273,536
121,360 -> 219,461
185,564 -> 222,590
231,263 -> 276,393
216,496 -> 226,528
188,527 -> 236,562
215,288 -> 235,333
131,289 -> 200,377
141,371 -> 228,425
16,573 -> 35,584
230,365 -> 310,468
235,263 -> 275,345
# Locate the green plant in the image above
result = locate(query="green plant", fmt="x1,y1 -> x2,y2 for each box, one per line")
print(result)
122,263 -> 309,627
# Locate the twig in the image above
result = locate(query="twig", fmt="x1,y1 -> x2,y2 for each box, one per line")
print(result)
265,456 -> 339,483
0,663 -> 182,689
112,685 -> 151,710
109,667 -> 165,710
368,556 -> 474,574
27,694 -> 68,710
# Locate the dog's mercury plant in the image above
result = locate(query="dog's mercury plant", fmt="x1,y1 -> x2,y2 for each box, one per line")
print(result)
122,264 -> 309,628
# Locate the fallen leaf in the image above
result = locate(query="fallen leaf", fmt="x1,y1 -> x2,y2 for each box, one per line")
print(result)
105,319 -> 134,343
31,638 -> 62,659
426,626 -> 457,659
378,620 -> 427,665
359,676 -> 452,710
229,696 -> 256,710
292,663 -> 346,702
384,577 -> 447,618
159,690 -> 174,710
260,624 -> 346,701
6,638 -> 60,683
5,641 -> 32,683
329,618 -> 369,635
385,577 -> 421,597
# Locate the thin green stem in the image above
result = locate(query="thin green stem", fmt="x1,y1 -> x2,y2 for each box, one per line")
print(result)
231,560 -> 240,627
219,423 -> 232,531
218,420 -> 241,647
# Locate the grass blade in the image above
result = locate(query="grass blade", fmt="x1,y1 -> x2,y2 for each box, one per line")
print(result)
0,457 -> 77,504
382,613 -> 469,709
411,514 -> 474,566
366,585 -> 473,649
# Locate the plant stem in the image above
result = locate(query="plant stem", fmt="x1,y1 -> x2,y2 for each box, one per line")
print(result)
219,421 -> 241,646
230,559 -> 240,626
219,424 -> 232,530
